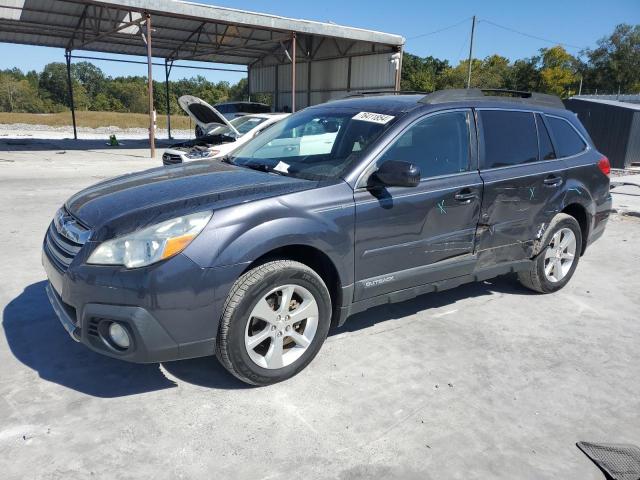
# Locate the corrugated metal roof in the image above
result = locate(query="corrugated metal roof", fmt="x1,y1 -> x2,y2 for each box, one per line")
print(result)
570,97 -> 640,111
0,0 -> 404,66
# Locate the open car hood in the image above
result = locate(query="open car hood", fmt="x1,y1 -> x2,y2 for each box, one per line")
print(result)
178,95 -> 239,136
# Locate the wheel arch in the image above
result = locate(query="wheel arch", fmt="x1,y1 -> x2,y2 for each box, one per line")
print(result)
561,203 -> 589,255
242,244 -> 344,327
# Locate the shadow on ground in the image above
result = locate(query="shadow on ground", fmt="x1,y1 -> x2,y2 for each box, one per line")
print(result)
2,281 -> 247,398
3,276 -> 533,397
0,137 -> 177,153
334,274 -> 530,335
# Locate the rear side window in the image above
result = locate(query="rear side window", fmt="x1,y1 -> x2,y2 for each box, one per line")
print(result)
536,114 -> 556,161
480,110 -> 538,168
546,116 -> 587,158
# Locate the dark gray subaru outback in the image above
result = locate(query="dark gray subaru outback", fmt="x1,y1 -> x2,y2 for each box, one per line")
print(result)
43,89 -> 612,386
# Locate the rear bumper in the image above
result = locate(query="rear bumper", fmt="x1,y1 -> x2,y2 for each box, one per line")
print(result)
587,193 -> 612,248
42,245 -> 247,364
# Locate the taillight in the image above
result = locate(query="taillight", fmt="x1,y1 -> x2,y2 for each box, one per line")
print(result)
597,156 -> 610,176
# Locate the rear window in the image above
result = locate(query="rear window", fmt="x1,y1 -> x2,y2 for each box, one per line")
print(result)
546,116 -> 587,158
480,110 -> 538,168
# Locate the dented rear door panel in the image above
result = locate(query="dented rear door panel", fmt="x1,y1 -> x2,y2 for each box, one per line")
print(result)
475,161 -> 567,266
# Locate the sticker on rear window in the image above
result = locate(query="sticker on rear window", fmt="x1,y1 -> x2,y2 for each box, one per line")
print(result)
352,111 -> 395,125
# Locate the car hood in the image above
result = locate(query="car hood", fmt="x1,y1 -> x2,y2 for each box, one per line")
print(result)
178,95 -> 239,136
65,161 -> 317,241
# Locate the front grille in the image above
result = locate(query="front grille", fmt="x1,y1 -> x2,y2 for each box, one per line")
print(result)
43,209 -> 89,272
163,153 -> 183,165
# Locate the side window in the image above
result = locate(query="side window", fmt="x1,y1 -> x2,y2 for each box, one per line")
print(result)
379,111 -> 470,179
546,116 -> 587,158
480,110 -> 538,168
536,114 -> 556,161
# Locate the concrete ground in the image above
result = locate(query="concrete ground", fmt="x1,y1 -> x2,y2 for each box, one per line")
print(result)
1,137 -> 639,480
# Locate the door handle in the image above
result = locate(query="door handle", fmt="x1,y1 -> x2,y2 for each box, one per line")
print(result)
454,190 -> 476,203
543,176 -> 563,187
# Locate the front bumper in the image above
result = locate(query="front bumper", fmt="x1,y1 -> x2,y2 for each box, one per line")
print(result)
42,245 -> 246,363
162,150 -> 186,166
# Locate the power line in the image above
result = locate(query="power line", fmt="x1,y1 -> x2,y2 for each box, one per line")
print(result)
478,19 -> 586,50
407,17 -> 472,40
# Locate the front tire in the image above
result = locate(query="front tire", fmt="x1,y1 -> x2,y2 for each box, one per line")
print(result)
518,213 -> 582,293
216,260 -> 332,386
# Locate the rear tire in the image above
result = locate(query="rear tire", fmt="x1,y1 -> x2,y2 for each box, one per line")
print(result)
216,260 -> 332,386
518,213 -> 582,293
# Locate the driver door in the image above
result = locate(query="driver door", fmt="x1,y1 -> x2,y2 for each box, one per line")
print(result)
353,109 -> 483,301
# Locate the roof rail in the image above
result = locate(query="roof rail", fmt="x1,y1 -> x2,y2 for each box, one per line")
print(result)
420,88 -> 565,109
343,90 -> 428,98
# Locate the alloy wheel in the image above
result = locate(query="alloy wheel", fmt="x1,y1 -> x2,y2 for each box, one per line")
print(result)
244,284 -> 319,369
543,227 -> 577,283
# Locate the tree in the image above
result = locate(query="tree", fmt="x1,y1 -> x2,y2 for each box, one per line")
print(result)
582,24 -> 640,93
538,46 -> 578,97
401,53 -> 449,92
38,62 -> 70,106
229,77 -> 248,100
508,56 -> 541,91
72,61 -> 106,105
0,72 -> 46,112
437,55 -> 511,90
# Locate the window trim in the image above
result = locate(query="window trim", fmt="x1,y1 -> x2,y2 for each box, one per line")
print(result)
355,108 -> 476,189
544,114 -> 590,160
534,113 -> 557,162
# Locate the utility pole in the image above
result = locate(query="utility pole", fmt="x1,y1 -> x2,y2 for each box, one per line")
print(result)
578,76 -> 583,95
64,50 -> 78,140
291,32 -> 296,112
145,13 -> 155,158
466,15 -> 476,89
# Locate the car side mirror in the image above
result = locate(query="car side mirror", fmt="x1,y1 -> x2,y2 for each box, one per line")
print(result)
369,160 -> 420,188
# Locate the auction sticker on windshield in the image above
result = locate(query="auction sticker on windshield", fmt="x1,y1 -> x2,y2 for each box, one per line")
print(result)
352,111 -> 395,124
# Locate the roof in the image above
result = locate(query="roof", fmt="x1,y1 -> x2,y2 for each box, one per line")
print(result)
322,89 -> 568,114
0,0 -> 404,66
568,97 -> 640,112
322,94 -> 425,114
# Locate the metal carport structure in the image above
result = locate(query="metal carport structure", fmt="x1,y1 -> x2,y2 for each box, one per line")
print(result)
0,0 -> 404,157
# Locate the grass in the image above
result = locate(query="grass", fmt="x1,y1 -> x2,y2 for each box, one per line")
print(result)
0,111 -> 192,130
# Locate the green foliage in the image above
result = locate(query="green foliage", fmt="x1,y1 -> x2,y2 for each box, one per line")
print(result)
400,53 -> 449,92
581,24 -> 640,93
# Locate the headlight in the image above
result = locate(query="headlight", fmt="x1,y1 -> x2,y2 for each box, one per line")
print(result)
87,211 -> 212,268
186,149 -> 219,159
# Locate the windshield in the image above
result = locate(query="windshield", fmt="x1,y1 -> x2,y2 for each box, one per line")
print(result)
228,108 -> 397,180
206,116 -> 268,137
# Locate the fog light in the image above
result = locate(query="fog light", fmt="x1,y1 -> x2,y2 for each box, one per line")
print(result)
108,322 -> 130,349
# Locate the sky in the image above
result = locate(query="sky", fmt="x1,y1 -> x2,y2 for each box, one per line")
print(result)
0,0 -> 638,84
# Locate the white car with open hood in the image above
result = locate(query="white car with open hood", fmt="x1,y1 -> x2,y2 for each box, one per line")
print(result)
162,95 -> 289,165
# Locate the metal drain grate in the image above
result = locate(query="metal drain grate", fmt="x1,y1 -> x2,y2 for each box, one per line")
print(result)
577,441 -> 640,480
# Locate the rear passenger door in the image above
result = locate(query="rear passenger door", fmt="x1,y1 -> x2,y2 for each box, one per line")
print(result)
475,109 -> 566,263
